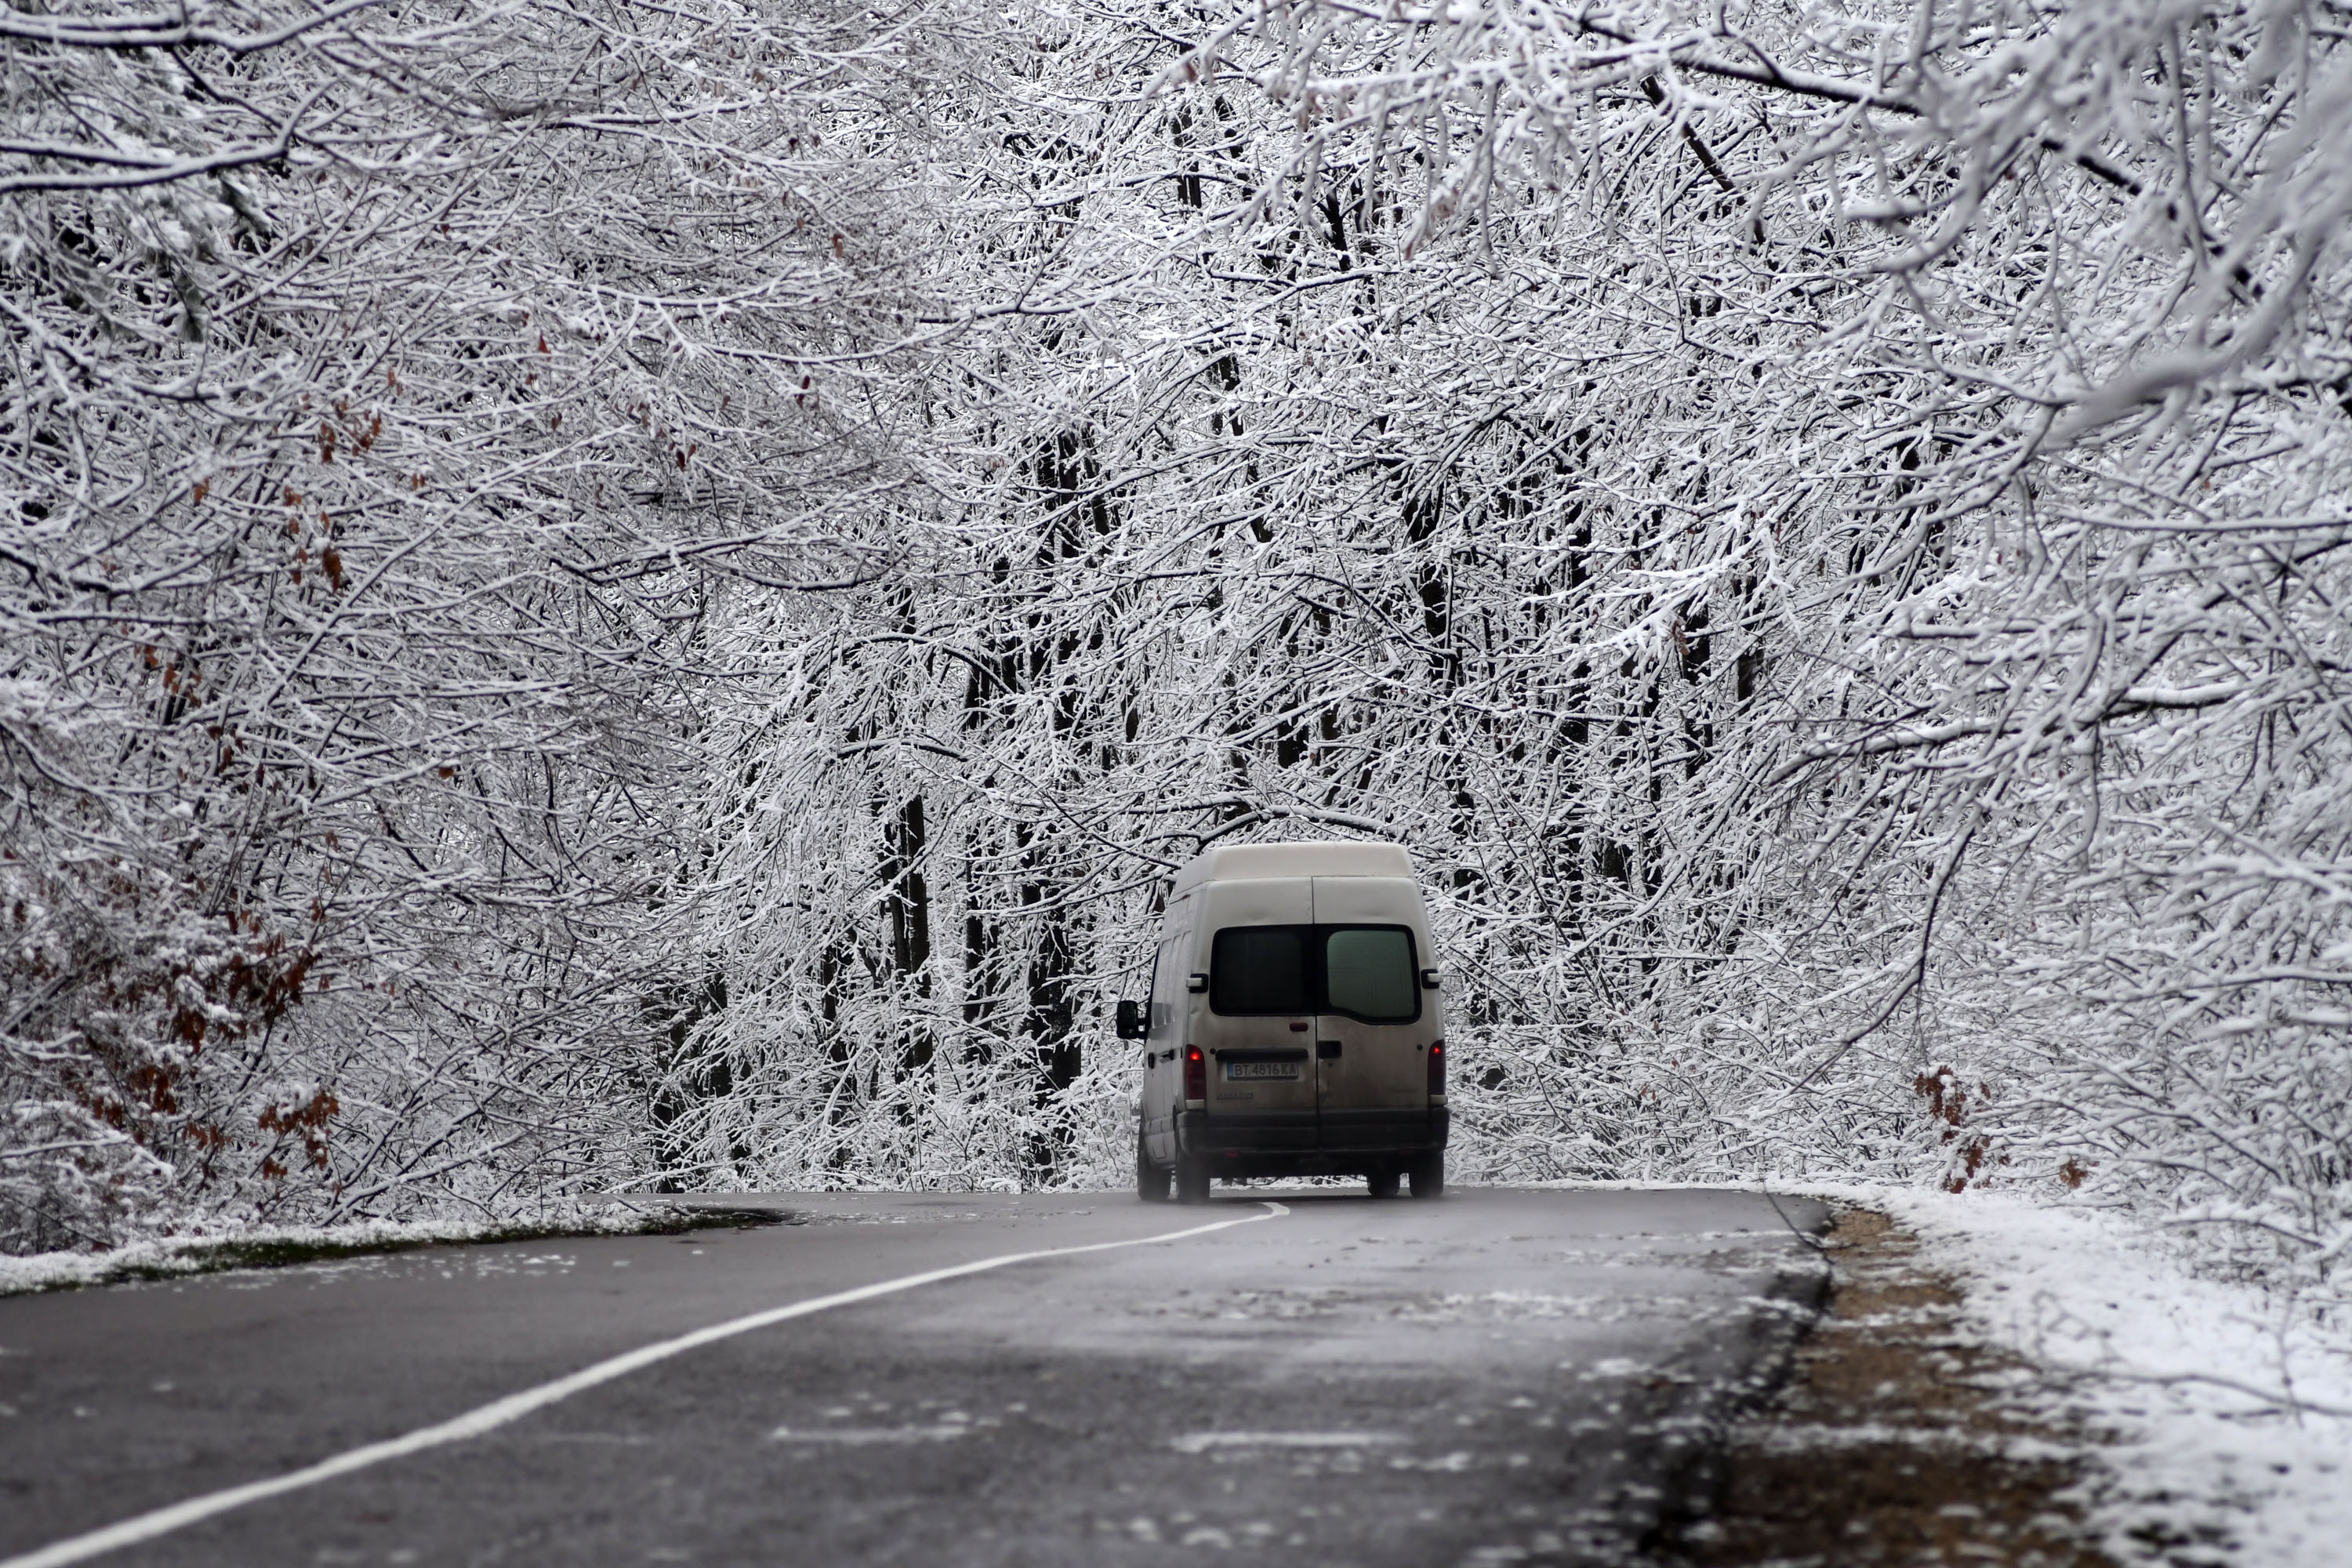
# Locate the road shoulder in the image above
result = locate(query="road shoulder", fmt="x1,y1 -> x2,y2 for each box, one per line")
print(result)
1666,1207 -> 2118,1568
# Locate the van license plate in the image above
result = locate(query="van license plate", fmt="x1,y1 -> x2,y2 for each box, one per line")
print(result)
1225,1061 -> 1301,1081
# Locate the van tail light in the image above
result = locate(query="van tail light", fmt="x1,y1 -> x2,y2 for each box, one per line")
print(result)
1184,1046 -> 1207,1102
1428,1040 -> 1445,1097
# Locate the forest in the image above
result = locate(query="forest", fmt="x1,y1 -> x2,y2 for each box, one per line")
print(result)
3,0 -> 2347,1323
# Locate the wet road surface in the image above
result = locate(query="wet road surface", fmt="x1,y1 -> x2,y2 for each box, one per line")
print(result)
0,1187 -> 1828,1566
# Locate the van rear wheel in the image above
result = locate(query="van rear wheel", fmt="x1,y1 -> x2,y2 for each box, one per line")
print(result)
1174,1156 -> 1212,1205
1135,1130 -> 1171,1203
1407,1153 -> 1446,1200
1366,1169 -> 1400,1200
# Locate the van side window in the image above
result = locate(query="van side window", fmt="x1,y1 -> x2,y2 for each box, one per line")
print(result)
1210,927 -> 1309,1014
1146,940 -> 1171,1039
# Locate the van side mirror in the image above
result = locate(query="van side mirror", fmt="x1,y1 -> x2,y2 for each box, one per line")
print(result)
1115,1000 -> 1148,1040
1420,967 -> 1440,990
1186,972 -> 1208,993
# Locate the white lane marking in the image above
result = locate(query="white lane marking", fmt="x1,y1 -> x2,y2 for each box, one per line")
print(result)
3,1202 -> 1288,1568
1169,1431 -> 1401,1454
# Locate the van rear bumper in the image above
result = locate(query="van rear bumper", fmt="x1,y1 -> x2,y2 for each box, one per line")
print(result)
1176,1106 -> 1448,1174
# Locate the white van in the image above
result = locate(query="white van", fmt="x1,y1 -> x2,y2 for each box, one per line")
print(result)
1117,840 -> 1448,1202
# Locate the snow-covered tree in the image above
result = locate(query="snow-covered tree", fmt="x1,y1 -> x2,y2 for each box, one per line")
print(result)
8,0 -> 2347,1313
0,0 -> 983,1246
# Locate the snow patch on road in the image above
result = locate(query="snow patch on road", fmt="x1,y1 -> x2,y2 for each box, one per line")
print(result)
1170,1431 -> 1403,1453
769,1424 -> 979,1444
0,1207 -> 660,1297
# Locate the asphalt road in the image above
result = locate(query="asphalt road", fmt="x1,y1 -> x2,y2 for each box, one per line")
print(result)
0,1188 -> 1828,1567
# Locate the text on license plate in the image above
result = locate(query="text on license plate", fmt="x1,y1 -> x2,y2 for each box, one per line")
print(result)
1225,1060 -> 1301,1081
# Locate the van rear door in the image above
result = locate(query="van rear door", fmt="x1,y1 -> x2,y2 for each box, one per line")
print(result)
1194,879 -> 1317,1153
1310,877 -> 1430,1152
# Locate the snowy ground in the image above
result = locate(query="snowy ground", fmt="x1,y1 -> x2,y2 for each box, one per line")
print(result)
1800,1184 -> 2352,1568
0,1203 -> 671,1296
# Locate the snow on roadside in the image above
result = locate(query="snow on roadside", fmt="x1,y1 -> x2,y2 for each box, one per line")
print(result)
0,1203 -> 674,1298
1803,1183 -> 2352,1568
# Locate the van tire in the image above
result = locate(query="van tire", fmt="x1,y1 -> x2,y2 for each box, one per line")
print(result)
1407,1153 -> 1446,1200
1174,1156 -> 1212,1205
1135,1131 -> 1171,1203
1366,1169 -> 1400,1200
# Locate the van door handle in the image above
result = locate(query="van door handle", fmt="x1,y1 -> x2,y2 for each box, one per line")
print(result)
1316,1040 -> 1341,1059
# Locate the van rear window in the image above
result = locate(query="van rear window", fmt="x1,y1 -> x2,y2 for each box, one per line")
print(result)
1208,924 -> 1421,1024
1324,927 -> 1417,1022
1210,927 -> 1309,1014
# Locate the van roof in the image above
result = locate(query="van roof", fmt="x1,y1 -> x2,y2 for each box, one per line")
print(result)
1170,840 -> 1415,894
